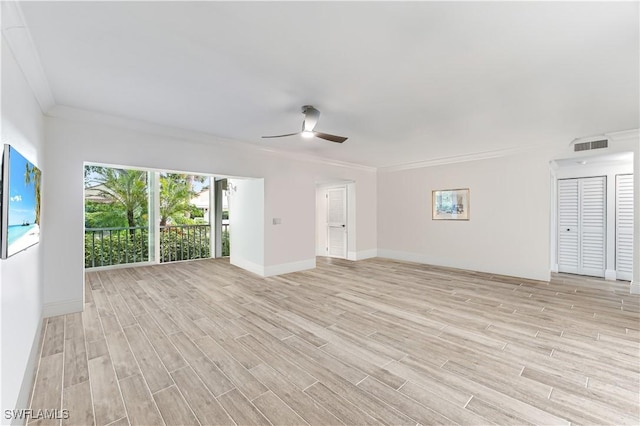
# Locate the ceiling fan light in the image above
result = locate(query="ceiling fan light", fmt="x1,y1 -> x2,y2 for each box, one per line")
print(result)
301,130 -> 314,138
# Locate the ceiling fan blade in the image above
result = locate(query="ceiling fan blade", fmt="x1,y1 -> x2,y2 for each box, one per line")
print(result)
261,132 -> 300,139
313,132 -> 348,143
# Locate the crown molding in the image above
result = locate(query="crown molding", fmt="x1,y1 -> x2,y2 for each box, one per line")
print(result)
47,105 -> 377,173
377,145 -> 538,173
606,128 -> 639,143
1,1 -> 55,113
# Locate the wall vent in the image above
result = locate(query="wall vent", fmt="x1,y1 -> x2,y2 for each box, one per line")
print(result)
574,139 -> 608,152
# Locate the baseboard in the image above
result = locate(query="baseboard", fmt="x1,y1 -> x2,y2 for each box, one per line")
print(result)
604,269 -> 617,281
355,249 -> 378,260
230,257 -> 265,276
11,318 -> 45,425
42,299 -> 83,318
377,249 -> 550,282
347,251 -> 357,261
551,263 -> 559,273
264,258 -> 316,277
631,281 -> 640,295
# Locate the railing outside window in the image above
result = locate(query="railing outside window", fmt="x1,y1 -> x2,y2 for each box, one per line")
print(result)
85,223 -> 229,268
84,227 -> 149,268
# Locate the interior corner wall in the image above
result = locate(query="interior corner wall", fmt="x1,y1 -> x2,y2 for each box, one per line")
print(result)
1,37 -> 45,418
229,178 -> 265,275
377,151 -> 553,281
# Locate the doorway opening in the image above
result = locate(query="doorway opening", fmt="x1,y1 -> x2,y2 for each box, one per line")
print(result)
316,181 -> 355,260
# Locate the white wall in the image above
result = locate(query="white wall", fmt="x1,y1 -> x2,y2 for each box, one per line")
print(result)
378,150 -> 553,281
42,107 -> 378,313
1,37 -> 45,420
229,178 -> 266,275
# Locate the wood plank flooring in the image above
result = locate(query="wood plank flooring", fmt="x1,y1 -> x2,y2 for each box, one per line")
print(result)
28,257 -> 640,425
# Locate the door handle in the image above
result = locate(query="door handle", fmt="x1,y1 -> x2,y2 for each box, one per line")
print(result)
341,225 -> 346,228
566,228 -> 570,231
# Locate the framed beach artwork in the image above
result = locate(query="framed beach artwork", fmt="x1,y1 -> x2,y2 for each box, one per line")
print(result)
432,188 -> 469,220
1,145 -> 41,258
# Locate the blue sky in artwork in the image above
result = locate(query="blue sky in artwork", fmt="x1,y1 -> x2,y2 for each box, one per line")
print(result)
8,147 -> 37,226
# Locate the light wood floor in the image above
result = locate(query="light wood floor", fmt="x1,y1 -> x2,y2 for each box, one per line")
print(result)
29,257 -> 639,425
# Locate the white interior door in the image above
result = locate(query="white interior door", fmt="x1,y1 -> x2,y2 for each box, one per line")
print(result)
616,174 -> 634,281
327,186 -> 347,258
558,176 -> 606,277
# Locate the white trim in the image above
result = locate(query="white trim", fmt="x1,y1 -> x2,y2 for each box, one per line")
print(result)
43,299 -> 83,318
1,1 -> 55,113
355,249 -> 378,260
631,281 -> 640,295
316,246 -> 326,256
347,251 -> 357,261
12,318 -> 44,423
607,129 -> 640,143
230,257 -> 265,276
85,261 -> 155,272
604,269 -> 617,281
47,105 -> 376,173
377,249 -> 550,282
551,263 -> 559,273
264,258 -> 316,277
378,146 -> 536,172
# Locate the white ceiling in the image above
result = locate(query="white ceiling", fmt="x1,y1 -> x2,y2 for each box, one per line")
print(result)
17,1 -> 639,168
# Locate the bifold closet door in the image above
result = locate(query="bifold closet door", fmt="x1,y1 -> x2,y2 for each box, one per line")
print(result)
616,174 -> 634,281
558,176 -> 606,277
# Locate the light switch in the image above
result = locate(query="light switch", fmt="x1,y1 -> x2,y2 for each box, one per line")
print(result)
272,218 -> 282,225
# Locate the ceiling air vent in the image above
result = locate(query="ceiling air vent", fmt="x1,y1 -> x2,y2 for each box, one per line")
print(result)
574,139 -> 608,152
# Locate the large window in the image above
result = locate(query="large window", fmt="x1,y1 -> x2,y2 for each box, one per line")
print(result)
84,165 -> 150,267
158,173 -> 211,262
84,166 -> 227,268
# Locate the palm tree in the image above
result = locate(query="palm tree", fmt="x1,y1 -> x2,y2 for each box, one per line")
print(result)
160,174 -> 197,226
90,168 -> 148,230
24,163 -> 41,225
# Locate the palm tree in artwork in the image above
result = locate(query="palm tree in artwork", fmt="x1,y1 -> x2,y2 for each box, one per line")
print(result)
24,163 -> 41,225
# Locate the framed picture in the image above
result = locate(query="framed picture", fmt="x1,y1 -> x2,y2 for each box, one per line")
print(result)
1,145 -> 41,258
432,188 -> 469,220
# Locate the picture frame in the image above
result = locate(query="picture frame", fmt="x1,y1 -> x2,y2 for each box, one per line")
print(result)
432,188 -> 469,220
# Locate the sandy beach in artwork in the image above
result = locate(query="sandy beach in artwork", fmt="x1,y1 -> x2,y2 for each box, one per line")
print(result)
8,224 -> 40,255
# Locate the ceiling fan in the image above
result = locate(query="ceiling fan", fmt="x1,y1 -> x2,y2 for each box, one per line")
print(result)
262,105 -> 348,143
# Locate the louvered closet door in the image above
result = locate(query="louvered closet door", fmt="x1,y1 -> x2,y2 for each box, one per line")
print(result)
558,176 -> 606,277
616,174 -> 634,281
580,177 -> 606,277
558,179 -> 580,274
